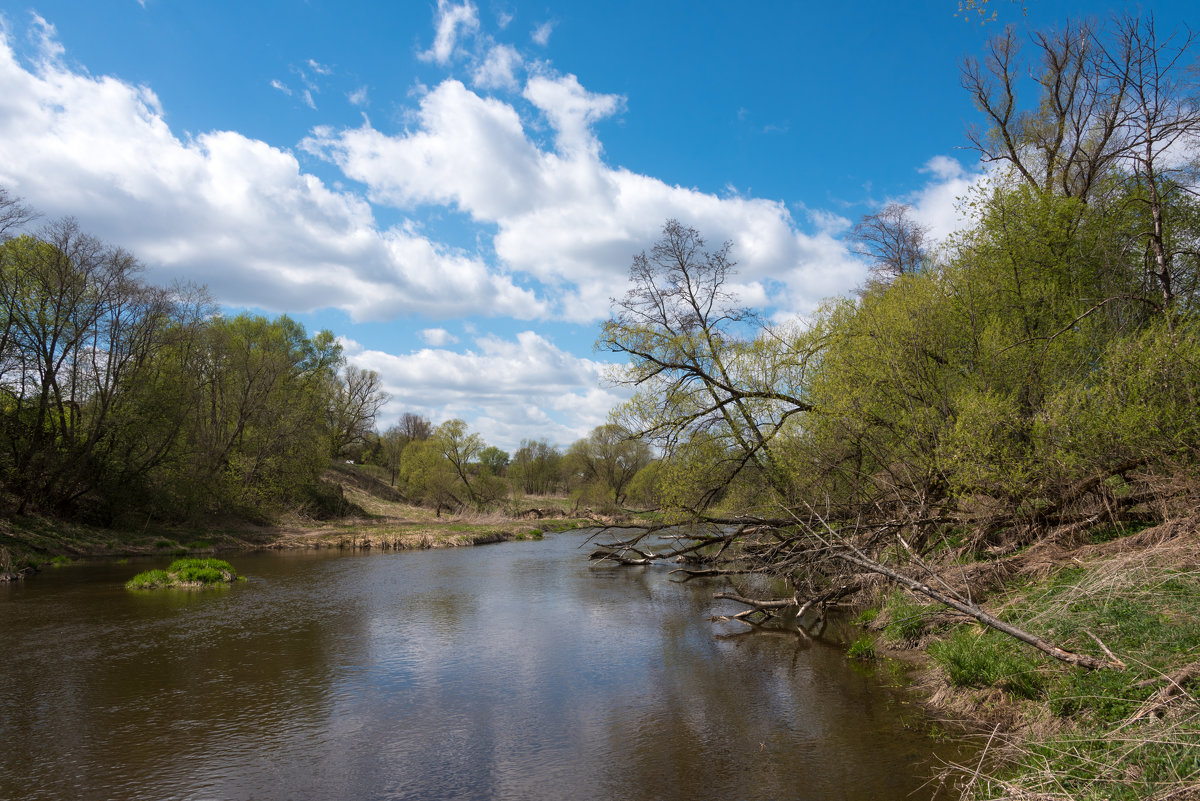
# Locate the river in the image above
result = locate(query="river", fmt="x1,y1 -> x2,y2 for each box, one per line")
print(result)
1,531 -> 968,800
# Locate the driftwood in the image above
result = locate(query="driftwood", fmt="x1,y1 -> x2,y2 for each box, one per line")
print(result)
833,549 -> 1124,670
588,517 -> 1127,672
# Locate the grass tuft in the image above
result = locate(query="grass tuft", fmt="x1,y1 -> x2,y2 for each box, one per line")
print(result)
847,636 -> 877,661
126,558 -> 239,590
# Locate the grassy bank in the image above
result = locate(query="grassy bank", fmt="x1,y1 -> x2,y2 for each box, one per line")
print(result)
853,517 -> 1200,800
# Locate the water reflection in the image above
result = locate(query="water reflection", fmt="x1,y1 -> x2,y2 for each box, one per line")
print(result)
0,534 -> 966,801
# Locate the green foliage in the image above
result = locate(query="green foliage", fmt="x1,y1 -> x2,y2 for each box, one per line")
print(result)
125,569 -> 172,589
126,558 -> 239,589
0,204 -> 358,525
847,636 -> 877,661
478,446 -> 509,476
929,628 -> 1046,699
167,558 -> 236,583
509,438 -> 564,495
564,424 -> 652,508
881,591 -> 939,644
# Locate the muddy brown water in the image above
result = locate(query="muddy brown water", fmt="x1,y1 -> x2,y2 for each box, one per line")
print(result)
1,530 -> 970,800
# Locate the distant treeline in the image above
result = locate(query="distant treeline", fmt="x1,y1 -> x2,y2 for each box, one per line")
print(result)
0,187 -> 661,526
352,416 -> 655,515
0,189 -> 387,525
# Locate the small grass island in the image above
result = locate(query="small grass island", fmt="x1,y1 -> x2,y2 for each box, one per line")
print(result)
126,558 -> 244,590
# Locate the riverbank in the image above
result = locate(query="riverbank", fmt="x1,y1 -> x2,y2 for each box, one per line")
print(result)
852,515 -> 1200,800
0,466 -> 601,568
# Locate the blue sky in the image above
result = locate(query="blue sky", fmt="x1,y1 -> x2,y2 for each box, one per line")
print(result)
0,0 -> 1192,451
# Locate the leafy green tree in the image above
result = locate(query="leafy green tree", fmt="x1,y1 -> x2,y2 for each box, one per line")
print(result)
168,314 -> 340,519
564,424 -> 652,508
398,437 -> 461,514
478,445 -> 509,477
510,438 -> 563,495
0,221 -> 185,516
375,412 -> 433,487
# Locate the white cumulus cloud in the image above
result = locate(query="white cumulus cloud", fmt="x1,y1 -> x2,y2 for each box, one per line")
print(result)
473,43 -> 522,91
344,331 -> 625,450
0,24 -> 543,322
304,73 -> 865,323
419,327 -> 458,346
422,0 -> 480,65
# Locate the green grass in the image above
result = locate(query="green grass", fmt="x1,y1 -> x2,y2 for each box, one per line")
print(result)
124,569 -> 173,589
854,606 -> 880,625
881,590 -> 939,644
847,635 -> 877,661
126,558 -> 240,590
929,628 -> 1046,700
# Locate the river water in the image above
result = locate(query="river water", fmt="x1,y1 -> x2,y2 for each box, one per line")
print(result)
1,531 -> 967,800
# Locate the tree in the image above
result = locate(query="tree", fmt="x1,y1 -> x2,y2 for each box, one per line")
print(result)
397,411 -> 433,442
430,419 -> 504,510
478,445 -> 509,476
961,14 -> 1200,318
377,412 -> 433,487
1114,15 -> 1200,315
848,202 -> 929,283
599,219 -> 815,502
326,364 -> 388,458
565,424 -> 652,507
961,19 -> 1128,200
173,314 -> 340,518
398,437 -> 460,514
0,186 -> 35,241
510,438 -> 563,495
0,220 -> 171,514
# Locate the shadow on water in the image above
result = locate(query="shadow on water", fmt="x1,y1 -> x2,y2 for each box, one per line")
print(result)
0,531 -> 975,801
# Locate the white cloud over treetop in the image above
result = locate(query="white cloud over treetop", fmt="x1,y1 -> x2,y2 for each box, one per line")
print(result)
343,331 -> 626,449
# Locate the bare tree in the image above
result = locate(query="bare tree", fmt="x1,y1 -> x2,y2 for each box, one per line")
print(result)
962,20 -> 1132,199
0,187 -> 36,241
397,411 -> 433,442
962,15 -> 1200,316
327,365 -> 389,457
1107,15 -> 1200,314
848,202 -> 929,282
600,219 -> 814,499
